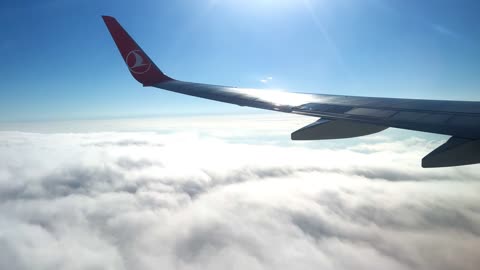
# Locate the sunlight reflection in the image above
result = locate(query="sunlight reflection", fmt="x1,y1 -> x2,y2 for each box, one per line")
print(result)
233,88 -> 317,107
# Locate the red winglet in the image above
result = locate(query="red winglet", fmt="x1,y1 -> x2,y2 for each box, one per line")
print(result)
102,16 -> 173,86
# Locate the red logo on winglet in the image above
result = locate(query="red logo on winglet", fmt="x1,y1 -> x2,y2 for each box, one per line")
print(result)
126,50 -> 151,74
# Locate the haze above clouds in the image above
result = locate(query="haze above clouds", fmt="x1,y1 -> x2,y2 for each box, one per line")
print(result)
0,115 -> 479,270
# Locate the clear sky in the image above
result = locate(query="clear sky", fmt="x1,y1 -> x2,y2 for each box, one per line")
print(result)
1,0 -> 479,122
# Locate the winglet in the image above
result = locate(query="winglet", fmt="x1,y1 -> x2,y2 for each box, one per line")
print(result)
102,16 -> 173,86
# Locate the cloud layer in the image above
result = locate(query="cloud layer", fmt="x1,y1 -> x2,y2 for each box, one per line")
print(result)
0,120 -> 479,270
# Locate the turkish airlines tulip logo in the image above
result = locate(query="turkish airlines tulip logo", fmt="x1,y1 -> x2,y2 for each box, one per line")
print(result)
126,50 -> 151,74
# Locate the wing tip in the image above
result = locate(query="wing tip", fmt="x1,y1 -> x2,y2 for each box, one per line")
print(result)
102,15 -> 174,86
101,15 -> 116,23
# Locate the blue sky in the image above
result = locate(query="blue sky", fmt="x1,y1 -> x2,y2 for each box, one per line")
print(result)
1,0 -> 479,122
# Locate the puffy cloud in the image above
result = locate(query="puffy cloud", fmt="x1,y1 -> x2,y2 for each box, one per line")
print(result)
0,117 -> 479,270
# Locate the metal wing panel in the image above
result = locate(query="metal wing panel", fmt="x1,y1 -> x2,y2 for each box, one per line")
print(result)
422,137 -> 480,168
155,80 -> 480,139
293,104 -> 480,139
307,94 -> 480,114
291,119 -> 388,140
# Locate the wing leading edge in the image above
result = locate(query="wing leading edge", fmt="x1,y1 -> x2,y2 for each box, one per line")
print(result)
102,16 -> 480,168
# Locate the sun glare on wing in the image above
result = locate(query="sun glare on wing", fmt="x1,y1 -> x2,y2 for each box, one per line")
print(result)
233,88 -> 316,107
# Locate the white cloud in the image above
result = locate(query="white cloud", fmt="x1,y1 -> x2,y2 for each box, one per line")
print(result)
0,117 -> 479,270
432,24 -> 460,39
260,76 -> 273,84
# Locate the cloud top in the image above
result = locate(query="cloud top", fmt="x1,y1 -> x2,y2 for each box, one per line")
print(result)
0,124 -> 479,270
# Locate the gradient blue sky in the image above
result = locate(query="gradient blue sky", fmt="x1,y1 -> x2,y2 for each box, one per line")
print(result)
1,0 -> 479,122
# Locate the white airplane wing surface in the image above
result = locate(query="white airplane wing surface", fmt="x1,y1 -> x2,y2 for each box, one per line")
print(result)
103,16 -> 480,168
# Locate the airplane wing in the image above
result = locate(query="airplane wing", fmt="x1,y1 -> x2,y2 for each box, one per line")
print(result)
102,16 -> 480,168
